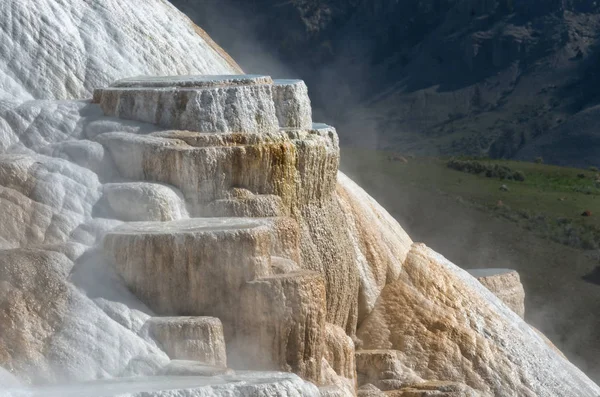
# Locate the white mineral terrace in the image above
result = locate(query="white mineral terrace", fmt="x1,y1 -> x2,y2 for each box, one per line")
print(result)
110,75 -> 274,88
93,74 -> 312,133
107,217 -> 266,235
3,372 -> 319,397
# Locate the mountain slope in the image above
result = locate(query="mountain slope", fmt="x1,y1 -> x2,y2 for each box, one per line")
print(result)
172,0 -> 600,167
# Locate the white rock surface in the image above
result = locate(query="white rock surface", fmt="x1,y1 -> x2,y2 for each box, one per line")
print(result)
0,0 -> 240,102
101,182 -> 189,222
0,153 -> 101,248
0,248 -> 168,384
468,268 -> 526,318
272,80 -> 313,129
0,0 -> 598,393
96,75 -> 279,133
2,372 -> 320,397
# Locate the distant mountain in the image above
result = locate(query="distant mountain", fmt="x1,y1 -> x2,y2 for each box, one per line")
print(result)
172,0 -> 600,167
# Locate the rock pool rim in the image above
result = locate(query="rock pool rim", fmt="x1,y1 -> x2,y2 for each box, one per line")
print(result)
110,74 -> 273,89
106,218 -> 269,235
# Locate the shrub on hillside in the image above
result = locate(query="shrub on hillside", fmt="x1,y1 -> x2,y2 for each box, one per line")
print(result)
447,159 -> 526,182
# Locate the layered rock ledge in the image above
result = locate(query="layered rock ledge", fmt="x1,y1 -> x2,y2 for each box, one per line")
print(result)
103,217 -> 326,383
468,268 -> 526,318
94,74 -> 313,133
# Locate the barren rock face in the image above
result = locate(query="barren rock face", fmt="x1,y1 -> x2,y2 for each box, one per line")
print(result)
336,172 -> 413,323
0,366 -> 19,387
323,323 -> 356,384
0,248 -> 168,383
1,8 -> 598,390
0,0 -> 241,101
272,80 -> 313,129
103,218 -> 273,323
0,154 -> 101,249
468,269 -> 526,318
236,271 -> 327,383
356,243 -> 600,396
145,317 -> 227,367
95,75 -> 280,134
355,350 -> 423,391
10,372 -> 321,397
386,381 -> 482,397
99,182 -> 189,222
103,217 -> 326,383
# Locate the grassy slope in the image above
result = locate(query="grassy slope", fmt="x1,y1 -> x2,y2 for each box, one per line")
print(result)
341,148 -> 600,382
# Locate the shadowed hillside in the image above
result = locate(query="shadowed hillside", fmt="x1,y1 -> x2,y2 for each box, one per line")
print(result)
172,0 -> 600,167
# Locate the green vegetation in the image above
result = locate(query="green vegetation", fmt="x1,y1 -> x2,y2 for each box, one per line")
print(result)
341,149 -> 600,250
447,158 -> 526,181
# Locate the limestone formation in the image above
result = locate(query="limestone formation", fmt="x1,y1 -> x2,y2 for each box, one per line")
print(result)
335,172 -> 413,323
11,372 -> 321,396
0,366 -> 19,387
272,79 -> 313,129
99,182 -> 189,222
323,323 -> 356,385
357,384 -> 385,397
236,271 -> 326,383
356,243 -> 600,396
0,248 -> 168,384
468,268 -> 526,318
0,154 -> 101,249
0,0 -> 241,102
37,140 -> 117,178
1,1 -> 599,392
103,218 -> 274,322
95,75 -> 280,133
103,217 -> 327,383
355,350 -> 423,391
385,381 -> 481,397
159,360 -> 233,376
145,317 -> 227,367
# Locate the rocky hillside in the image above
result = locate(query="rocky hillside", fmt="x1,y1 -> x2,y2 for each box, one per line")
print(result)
0,1 -> 599,396
173,0 -> 600,167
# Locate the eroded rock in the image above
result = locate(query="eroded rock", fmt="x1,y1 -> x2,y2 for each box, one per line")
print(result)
103,218 -> 326,383
355,350 -> 422,391
159,360 -> 233,377
235,271 -> 326,383
272,79 -> 312,129
0,248 -> 167,383
468,268 -> 525,318
95,75 -> 279,133
356,243 -> 600,396
385,381 -> 482,396
99,182 -> 189,222
146,317 -> 227,367
324,323 -> 356,385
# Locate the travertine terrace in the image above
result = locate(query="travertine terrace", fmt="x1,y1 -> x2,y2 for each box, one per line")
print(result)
468,268 -> 526,318
0,2 -> 599,396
